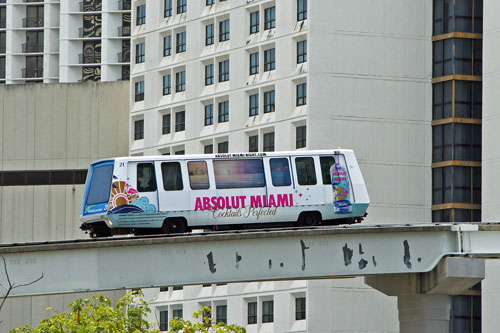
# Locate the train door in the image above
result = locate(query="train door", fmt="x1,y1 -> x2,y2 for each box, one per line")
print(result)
319,155 -> 336,204
292,156 -> 323,207
127,162 -> 158,212
263,156 -> 295,221
186,160 -> 216,220
156,160 -> 190,212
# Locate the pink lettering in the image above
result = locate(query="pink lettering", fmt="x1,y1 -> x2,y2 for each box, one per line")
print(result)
250,195 -> 263,208
195,197 -> 203,211
217,197 -> 225,209
211,196 -> 218,209
225,196 -> 232,209
268,195 -> 276,207
231,196 -> 240,209
276,194 -> 289,207
239,196 -> 246,208
203,197 -> 211,210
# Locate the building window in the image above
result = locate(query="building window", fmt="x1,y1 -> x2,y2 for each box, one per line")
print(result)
218,141 -> 229,153
159,310 -> 168,331
162,114 -> 171,134
176,71 -> 185,92
264,6 -> 275,30
173,285 -> 183,290
172,308 -> 183,319
296,82 -> 307,106
249,52 -> 259,75
204,104 -> 214,126
134,120 -> 144,140
204,144 -> 213,154
249,93 -> 259,116
295,297 -> 306,320
219,19 -> 230,42
264,90 -> 275,113
135,42 -> 145,63
207,0 -> 215,5
175,150 -> 185,155
216,305 -> 227,324
297,0 -> 307,21
164,0 -> 172,17
297,40 -> 307,63
262,300 -> 274,323
450,294 -> 481,332
218,100 -> 229,123
296,125 -> 306,149
205,64 -> 214,86
219,60 -> 229,82
176,31 -> 186,53
163,35 -> 172,56
135,80 -> 144,101
433,38 -> 482,77
175,111 -> 185,132
264,48 -> 275,71
250,11 -> 259,34
206,23 -> 214,45
249,135 -> 258,152
177,0 -> 186,14
163,74 -> 171,95
263,132 -> 275,152
137,4 -> 146,25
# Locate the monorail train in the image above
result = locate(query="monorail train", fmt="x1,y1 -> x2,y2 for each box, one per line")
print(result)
80,150 -> 369,237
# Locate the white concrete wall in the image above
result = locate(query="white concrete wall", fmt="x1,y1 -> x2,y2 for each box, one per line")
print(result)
0,82 -> 130,331
480,0 -> 500,331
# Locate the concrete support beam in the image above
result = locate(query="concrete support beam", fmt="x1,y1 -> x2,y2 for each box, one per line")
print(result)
365,257 -> 485,333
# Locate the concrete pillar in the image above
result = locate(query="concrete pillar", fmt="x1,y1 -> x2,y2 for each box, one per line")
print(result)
365,257 -> 485,333
398,294 -> 450,333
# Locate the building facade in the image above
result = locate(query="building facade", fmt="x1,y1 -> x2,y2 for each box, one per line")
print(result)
0,82 -> 130,329
0,0 -> 131,84
131,0 -> 433,332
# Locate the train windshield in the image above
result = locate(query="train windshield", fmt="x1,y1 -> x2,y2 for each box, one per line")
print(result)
87,164 -> 114,205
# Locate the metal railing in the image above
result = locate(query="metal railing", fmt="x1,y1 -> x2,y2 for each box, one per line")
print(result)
118,0 -> 131,10
79,27 -> 101,38
79,53 -> 101,64
117,52 -> 129,63
0,45 -> 5,53
23,0 -> 43,3
79,1 -> 101,12
0,70 -> 5,79
0,20 -> 5,29
22,43 -> 43,53
22,67 -> 43,78
117,26 -> 130,37
23,17 -> 44,28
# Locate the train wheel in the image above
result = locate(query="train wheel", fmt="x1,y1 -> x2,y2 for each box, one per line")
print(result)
162,219 -> 187,234
298,212 -> 320,227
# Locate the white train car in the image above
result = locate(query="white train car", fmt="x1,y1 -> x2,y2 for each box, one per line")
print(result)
80,150 -> 369,237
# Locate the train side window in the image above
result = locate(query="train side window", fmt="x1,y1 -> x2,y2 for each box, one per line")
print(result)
295,157 -> 317,185
188,161 -> 210,190
270,158 -> 291,186
320,156 -> 335,185
213,159 -> 265,189
161,162 -> 184,191
137,163 -> 157,192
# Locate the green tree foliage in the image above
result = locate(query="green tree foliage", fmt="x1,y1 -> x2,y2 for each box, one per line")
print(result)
169,307 -> 245,333
11,292 -> 245,333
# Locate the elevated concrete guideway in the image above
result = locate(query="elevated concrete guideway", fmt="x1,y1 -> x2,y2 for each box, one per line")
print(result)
0,223 -> 498,297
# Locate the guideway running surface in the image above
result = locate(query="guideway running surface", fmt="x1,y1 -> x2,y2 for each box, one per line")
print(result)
0,223 -> 499,297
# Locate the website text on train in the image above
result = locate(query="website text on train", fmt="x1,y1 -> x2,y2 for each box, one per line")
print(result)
80,150 -> 370,238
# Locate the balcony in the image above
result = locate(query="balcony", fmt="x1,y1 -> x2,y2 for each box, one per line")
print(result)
79,0 -> 102,12
22,43 -> 43,53
118,0 -> 131,10
0,45 -> 5,53
79,27 -> 101,38
79,53 -> 101,64
23,0 -> 43,3
117,52 -> 129,63
23,17 -> 44,28
117,26 -> 130,37
0,69 -> 5,79
22,67 -> 43,78
0,20 -> 5,29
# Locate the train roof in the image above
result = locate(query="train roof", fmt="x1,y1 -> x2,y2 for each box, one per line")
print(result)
90,149 -> 355,165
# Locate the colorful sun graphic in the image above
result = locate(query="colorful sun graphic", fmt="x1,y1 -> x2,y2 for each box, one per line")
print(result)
109,181 -> 140,210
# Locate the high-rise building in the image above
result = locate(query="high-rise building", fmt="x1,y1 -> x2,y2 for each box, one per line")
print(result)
131,0 -> 433,331
0,0 -> 131,84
